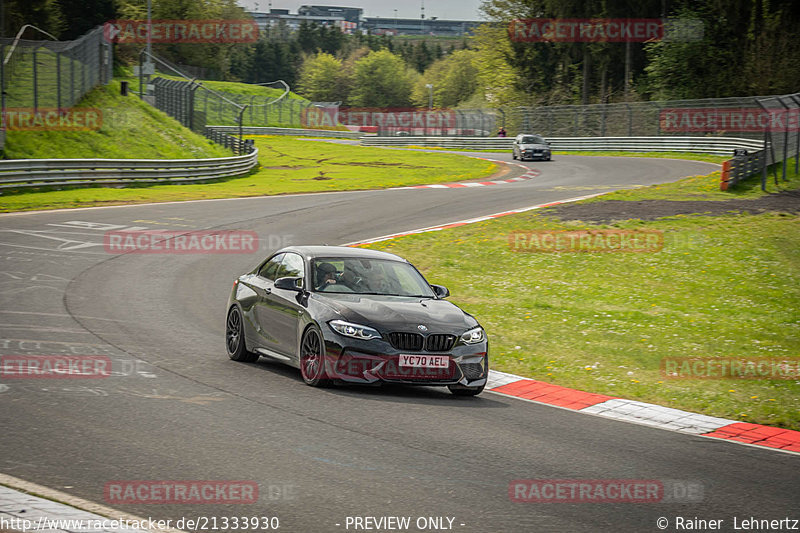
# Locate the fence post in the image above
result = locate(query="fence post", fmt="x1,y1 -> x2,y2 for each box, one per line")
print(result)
138,49 -> 144,98
189,81 -> 199,131
779,96 -> 790,182
238,105 -> 247,154
790,94 -> 800,174
626,104 -> 633,136
761,127 -> 769,192
56,52 -> 62,110
0,44 -> 5,153
33,49 -> 38,112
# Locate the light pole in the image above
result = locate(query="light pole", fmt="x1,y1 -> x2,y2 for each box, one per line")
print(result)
425,83 -> 433,110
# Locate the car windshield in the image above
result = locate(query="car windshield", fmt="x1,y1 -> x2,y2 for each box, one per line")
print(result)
311,257 -> 435,297
520,135 -> 545,144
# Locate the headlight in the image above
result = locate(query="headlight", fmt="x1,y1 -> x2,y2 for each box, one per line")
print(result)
328,320 -> 381,340
460,326 -> 485,344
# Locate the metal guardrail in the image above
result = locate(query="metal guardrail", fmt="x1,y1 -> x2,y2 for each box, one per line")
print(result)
0,150 -> 259,190
205,127 -> 256,154
360,136 -> 765,155
209,125 -> 363,139
720,150 -> 766,191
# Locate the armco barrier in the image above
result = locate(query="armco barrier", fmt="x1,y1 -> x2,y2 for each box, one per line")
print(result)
209,125 -> 363,139
0,150 -> 258,191
360,136 -> 765,155
720,150 -> 766,190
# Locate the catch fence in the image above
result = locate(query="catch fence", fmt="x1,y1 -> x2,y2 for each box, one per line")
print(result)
0,26 -> 113,153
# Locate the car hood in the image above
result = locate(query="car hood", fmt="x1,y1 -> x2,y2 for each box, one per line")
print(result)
314,294 -> 477,333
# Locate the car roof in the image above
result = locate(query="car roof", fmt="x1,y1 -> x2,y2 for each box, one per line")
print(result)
277,245 -> 408,263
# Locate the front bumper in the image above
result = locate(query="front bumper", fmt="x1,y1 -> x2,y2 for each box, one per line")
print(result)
320,332 -> 488,387
520,151 -> 549,160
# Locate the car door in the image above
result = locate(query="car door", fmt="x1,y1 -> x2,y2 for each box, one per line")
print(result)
258,252 -> 307,358
248,253 -> 285,352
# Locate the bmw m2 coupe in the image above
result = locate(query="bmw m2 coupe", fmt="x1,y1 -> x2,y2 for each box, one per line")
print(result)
225,246 -> 488,395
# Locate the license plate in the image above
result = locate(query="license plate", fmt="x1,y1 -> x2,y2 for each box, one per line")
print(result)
399,355 -> 449,369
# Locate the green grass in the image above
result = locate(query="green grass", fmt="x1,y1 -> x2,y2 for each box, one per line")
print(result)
363,164 -> 800,429
585,157 -> 800,202
2,80 -> 231,160
0,136 -> 497,212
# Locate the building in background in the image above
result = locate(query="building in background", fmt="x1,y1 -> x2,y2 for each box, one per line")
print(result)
248,5 -> 480,36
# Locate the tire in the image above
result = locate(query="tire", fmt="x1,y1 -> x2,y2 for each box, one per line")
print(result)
300,325 -> 329,387
226,306 -> 259,362
512,153 -> 517,160
448,384 -> 485,396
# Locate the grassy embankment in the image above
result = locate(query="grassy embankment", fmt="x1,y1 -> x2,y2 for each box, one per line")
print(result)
2,93 -> 496,214
364,159 -> 800,430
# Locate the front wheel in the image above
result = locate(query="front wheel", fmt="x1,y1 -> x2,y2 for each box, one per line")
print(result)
300,326 -> 329,387
448,384 -> 485,397
226,306 -> 258,362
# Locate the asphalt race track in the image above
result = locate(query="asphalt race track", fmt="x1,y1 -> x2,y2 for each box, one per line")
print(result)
1,153 -> 797,533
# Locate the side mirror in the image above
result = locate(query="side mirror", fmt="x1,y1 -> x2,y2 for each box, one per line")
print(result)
275,277 -> 303,291
430,284 -> 450,298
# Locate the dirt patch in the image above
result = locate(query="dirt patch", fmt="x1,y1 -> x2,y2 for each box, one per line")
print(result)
541,189 -> 800,223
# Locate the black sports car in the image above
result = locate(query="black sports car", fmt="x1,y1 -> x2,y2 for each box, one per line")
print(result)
225,246 -> 488,396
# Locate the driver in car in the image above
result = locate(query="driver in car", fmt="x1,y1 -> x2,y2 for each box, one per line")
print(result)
315,262 -> 338,291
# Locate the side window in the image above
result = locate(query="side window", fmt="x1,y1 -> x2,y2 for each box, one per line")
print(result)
258,253 -> 284,281
278,253 -> 305,282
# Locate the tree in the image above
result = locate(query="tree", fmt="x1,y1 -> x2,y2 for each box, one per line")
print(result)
412,49 -> 479,108
471,23 -> 525,107
644,0 -> 800,99
1,0 -> 64,38
297,52 -> 350,102
349,50 -> 416,107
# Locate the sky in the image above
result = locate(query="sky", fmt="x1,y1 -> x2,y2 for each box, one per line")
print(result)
236,0 -> 486,21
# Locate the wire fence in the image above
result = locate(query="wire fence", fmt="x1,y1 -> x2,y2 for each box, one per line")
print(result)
509,94 -> 800,190
0,26 -> 113,153
144,51 -> 314,133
